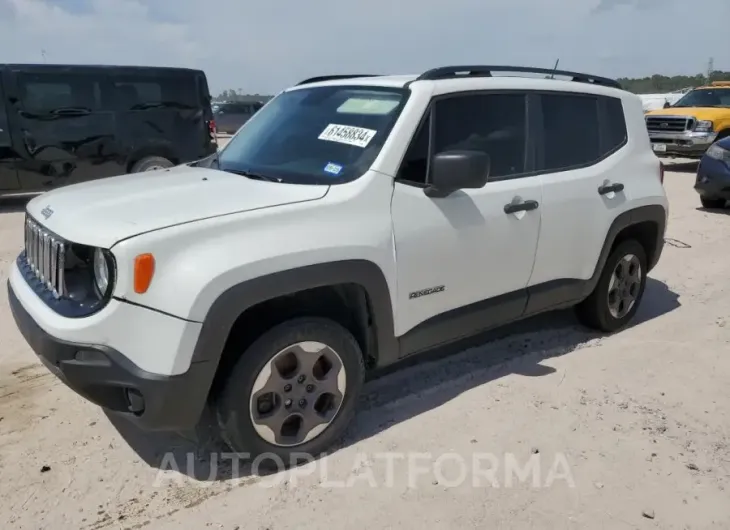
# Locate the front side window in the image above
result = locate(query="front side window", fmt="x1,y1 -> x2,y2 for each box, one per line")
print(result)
432,93 -> 528,180
217,85 -> 409,184
673,88 -> 730,108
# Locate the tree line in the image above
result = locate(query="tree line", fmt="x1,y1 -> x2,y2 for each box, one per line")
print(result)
215,71 -> 730,101
618,71 -> 730,93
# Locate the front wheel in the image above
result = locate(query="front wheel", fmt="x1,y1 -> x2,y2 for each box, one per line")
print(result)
576,239 -> 647,332
130,156 -> 174,172
216,317 -> 365,465
700,196 -> 726,209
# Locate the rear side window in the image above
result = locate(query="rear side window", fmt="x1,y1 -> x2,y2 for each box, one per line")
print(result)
18,72 -> 102,113
540,93 -> 600,172
110,73 -> 198,111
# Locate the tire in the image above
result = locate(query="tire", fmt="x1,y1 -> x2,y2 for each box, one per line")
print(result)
130,156 -> 174,173
575,239 -> 648,332
216,317 -> 365,466
700,196 -> 726,209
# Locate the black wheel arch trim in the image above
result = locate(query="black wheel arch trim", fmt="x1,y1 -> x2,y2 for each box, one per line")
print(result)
584,204 -> 666,296
190,258 -> 398,368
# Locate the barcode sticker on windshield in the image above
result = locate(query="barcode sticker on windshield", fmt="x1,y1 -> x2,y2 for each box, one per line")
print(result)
318,124 -> 377,148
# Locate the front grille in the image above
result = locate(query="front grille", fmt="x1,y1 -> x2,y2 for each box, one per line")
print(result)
646,116 -> 695,133
24,215 -> 66,298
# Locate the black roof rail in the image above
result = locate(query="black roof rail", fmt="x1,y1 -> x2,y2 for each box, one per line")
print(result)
412,65 -> 621,89
296,74 -> 380,86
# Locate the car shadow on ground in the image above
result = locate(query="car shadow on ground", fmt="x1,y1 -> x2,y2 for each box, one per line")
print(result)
697,206 -> 729,215
108,277 -> 680,482
0,196 -> 33,214
662,161 -> 698,173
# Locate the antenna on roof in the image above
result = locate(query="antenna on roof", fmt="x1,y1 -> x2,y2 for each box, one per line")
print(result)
549,59 -> 559,79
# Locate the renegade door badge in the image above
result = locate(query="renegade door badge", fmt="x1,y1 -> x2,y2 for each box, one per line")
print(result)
409,285 -> 445,299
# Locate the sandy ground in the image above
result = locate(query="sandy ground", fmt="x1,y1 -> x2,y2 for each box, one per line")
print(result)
1,160 -> 729,530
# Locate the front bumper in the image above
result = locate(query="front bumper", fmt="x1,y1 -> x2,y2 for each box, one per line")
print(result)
648,130 -> 717,158
8,280 -> 216,431
695,156 -> 730,200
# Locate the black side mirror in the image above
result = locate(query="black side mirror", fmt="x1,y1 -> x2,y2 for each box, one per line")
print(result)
425,150 -> 490,198
663,101 -> 671,108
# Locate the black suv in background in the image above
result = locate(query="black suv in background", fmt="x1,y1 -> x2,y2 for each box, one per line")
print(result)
212,100 -> 265,134
0,64 -> 217,197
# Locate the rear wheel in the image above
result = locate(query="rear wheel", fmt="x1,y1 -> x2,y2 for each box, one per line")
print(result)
216,317 -> 365,465
576,239 -> 647,332
700,196 -> 726,209
130,156 -> 174,173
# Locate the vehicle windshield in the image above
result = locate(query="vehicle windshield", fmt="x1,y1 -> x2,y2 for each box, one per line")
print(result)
217,85 -> 409,184
672,88 -> 730,108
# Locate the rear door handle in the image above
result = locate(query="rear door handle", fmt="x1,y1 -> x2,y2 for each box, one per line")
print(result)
504,199 -> 539,214
598,182 -> 624,195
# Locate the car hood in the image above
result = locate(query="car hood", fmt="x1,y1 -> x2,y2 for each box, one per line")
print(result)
646,107 -> 730,121
25,165 -> 329,248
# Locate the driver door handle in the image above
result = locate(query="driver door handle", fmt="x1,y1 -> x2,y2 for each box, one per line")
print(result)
598,182 -> 624,195
504,199 -> 539,214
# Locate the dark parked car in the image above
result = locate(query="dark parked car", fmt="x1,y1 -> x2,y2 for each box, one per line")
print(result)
695,135 -> 730,209
0,64 -> 217,197
213,101 -> 264,134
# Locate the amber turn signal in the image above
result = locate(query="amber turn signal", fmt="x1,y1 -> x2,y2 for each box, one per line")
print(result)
133,253 -> 155,294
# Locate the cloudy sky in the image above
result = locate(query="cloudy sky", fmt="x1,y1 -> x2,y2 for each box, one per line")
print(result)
0,0 -> 727,96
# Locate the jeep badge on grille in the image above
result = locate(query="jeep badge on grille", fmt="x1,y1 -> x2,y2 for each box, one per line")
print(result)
40,206 -> 54,220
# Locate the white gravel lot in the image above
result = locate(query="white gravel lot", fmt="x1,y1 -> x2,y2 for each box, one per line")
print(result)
1,160 -> 729,530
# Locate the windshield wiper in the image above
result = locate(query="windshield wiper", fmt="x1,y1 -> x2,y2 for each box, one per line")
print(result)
222,168 -> 279,182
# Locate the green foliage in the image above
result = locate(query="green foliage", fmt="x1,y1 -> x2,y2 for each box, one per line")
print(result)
212,89 -> 272,103
618,71 -> 730,94
214,70 -> 730,100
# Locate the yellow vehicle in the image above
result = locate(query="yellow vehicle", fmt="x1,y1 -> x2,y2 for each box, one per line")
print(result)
644,81 -> 730,158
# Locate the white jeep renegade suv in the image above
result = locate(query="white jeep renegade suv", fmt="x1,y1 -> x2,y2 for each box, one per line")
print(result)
9,65 -> 668,461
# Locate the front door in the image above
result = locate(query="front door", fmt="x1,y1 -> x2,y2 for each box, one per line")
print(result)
391,91 -> 542,354
0,73 -> 20,191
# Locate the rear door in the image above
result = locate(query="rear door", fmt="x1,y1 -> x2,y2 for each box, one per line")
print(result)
0,70 -> 20,191
10,67 -> 119,191
528,92 -> 631,305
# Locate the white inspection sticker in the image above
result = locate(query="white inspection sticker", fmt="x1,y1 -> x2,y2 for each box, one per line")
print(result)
318,123 -> 377,148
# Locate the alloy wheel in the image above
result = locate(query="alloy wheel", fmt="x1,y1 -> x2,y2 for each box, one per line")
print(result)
607,253 -> 642,319
248,341 -> 347,447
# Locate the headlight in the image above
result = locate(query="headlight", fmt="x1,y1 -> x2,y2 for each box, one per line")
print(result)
93,247 -> 111,296
695,120 -> 714,132
706,143 -> 730,163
